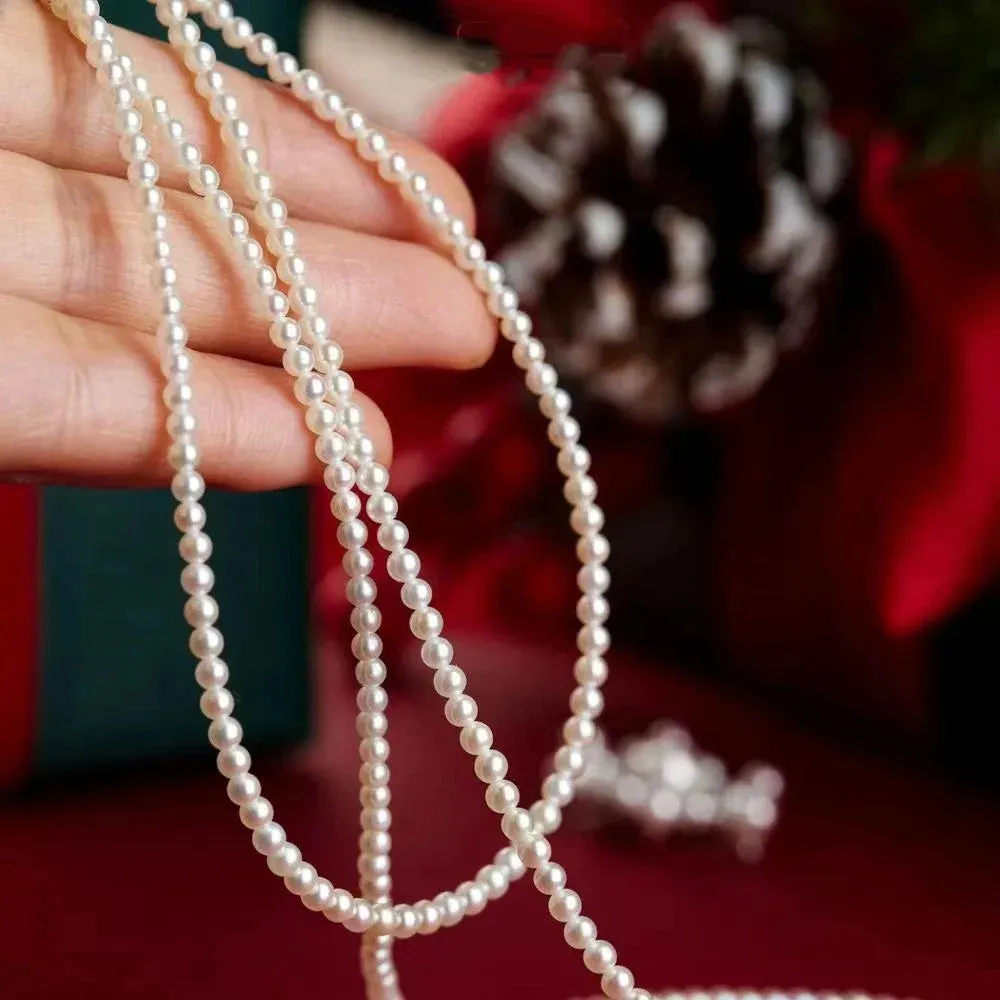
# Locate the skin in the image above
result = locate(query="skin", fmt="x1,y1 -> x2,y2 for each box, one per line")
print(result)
0,0 -> 496,490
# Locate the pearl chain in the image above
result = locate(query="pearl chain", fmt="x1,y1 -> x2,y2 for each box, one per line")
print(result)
41,3 -> 915,1000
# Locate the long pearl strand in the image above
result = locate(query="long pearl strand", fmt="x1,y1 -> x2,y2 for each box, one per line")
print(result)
42,4 -> 916,1000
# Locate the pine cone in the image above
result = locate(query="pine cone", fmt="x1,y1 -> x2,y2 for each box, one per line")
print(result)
486,6 -> 852,423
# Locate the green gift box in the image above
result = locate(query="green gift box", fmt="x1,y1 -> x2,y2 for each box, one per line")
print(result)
0,485 -> 311,787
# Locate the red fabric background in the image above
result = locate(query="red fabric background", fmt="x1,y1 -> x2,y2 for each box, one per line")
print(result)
0,485 -> 38,786
321,2 -> 1000,738
3,636 -> 998,999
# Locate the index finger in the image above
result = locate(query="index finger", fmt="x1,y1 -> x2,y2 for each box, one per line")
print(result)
3,0 -> 475,241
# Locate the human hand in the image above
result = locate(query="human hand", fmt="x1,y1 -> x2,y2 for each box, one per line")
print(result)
0,0 -> 495,489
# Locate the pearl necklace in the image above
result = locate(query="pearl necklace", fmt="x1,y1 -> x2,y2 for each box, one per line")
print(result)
39,3 -> 916,999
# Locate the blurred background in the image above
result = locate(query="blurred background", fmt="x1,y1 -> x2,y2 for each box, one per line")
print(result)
0,1 -> 998,998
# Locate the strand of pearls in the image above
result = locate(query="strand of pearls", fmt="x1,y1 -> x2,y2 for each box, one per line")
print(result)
573,994 -> 909,1000
43,3 -> 915,1000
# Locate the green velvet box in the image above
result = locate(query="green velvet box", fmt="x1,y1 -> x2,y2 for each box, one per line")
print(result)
34,487 -> 311,776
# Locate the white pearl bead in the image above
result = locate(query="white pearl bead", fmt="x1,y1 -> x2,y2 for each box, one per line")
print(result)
601,966 -> 636,999
251,822 -> 286,856
360,763 -> 390,788
517,836 -> 552,869
434,891 -> 466,927
474,750 -> 508,783
365,492 -> 398,523
216,745 -> 250,777
314,90 -> 345,121
478,864 -> 509,900
564,716 -> 597,746
335,109 -> 366,140
354,652 -> 387,686
189,624 -> 223,658
314,342 -> 344,373
154,1 -> 185,28
584,940 -> 618,975
459,722 -> 493,755
409,607 -> 443,640
387,548 -> 420,582
226,773 -> 260,805
339,519 -> 369,550
199,685 -> 233,718
485,780 -> 519,813
292,69 -> 324,101
422,195 -> 447,225
379,152 -> 409,184
554,745 -> 587,777
245,32 -> 277,65
284,862 -> 318,896
549,415 -> 581,447
356,463 -> 389,495
126,158 -> 158,188
420,637 -> 453,669
513,337 -> 545,369
350,624 -> 380,655
322,890 -> 353,925
495,846 -> 526,878
459,881 -> 487,916
184,594 -> 219,627
201,2 -> 234,31
415,900 -> 442,935
325,462 -> 355,494
119,133 -> 151,161
402,172 -> 430,202
269,53 -> 300,84
578,533 -> 611,564
533,862 -> 567,895
239,797 -> 273,830
266,842 -> 301,876
345,901 -> 376,933
351,604 -> 381,633
194,67 -> 226,97
433,666 -> 467,699
539,388 -> 572,421
531,799 -> 563,834
360,830 -> 391,855
578,625 -> 611,656
578,563 -> 611,595
302,878 -> 334,912
576,593 -> 610,624
444,695 -> 477,727
548,888 -> 581,922
207,715 -> 241,749
488,286 -> 519,318
346,575 -> 377,606
222,17 -> 254,49
179,532 -> 212,562
475,261 -> 507,293
194,654 -> 226,686
114,107 -> 142,136
565,916 -> 597,949
358,130 -> 389,162
361,806 -> 391,831
377,520 -> 409,550
501,808 -> 534,842
171,469 -> 204,501
184,41 -> 216,72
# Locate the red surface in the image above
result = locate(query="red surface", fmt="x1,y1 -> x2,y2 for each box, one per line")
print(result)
397,25 -> 1000,737
1,633 -> 997,999
0,484 -> 38,786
